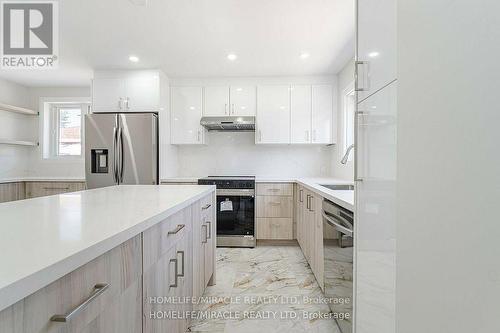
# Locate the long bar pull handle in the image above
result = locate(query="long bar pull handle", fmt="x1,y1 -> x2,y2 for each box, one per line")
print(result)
269,202 -> 282,206
309,196 -> 314,212
202,225 -> 207,243
117,126 -> 124,183
43,187 -> 70,190
299,189 -> 303,203
306,195 -> 310,210
177,251 -> 185,277
170,259 -> 178,287
50,283 -> 109,322
168,224 -> 185,235
355,61 -> 370,92
112,126 -> 118,184
206,221 -> 211,239
125,97 -> 130,110
202,204 -> 211,210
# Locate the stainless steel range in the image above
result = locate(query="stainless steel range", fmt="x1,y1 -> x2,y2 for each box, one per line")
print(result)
197,176 -> 256,248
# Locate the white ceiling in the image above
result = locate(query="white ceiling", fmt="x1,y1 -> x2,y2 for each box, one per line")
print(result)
0,0 -> 354,87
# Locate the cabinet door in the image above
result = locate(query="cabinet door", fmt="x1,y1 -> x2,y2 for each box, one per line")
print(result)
92,78 -> 124,112
203,215 -> 215,286
191,200 -> 205,300
312,194 -> 324,289
124,74 -> 160,111
295,185 -> 304,246
171,87 -> 204,144
291,85 -> 312,144
357,0 -> 397,102
204,86 -> 230,116
256,85 -> 290,144
311,85 -> 334,144
230,85 -> 256,116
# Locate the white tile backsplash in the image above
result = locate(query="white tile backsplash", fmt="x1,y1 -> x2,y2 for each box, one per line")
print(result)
177,131 -> 333,178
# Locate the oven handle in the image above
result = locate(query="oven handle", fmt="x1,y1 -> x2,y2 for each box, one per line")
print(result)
322,211 -> 353,237
216,190 -> 255,197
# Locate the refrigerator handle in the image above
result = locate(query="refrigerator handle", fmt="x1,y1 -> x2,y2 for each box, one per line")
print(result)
118,126 -> 124,183
112,126 -> 118,184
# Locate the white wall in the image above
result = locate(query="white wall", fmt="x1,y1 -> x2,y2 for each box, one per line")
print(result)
27,86 -> 91,179
177,131 -> 333,178
172,75 -> 337,178
331,59 -> 354,180
0,78 -> 35,180
397,2 -> 500,332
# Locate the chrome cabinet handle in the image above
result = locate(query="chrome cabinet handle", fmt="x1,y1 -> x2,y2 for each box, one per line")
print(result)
168,224 -> 185,235
269,202 -> 282,206
125,97 -> 130,109
202,225 -> 207,243
117,126 -> 124,183
206,221 -> 212,239
299,189 -> 303,203
170,258 -> 178,287
177,250 -> 185,277
50,283 -> 109,322
306,195 -> 310,210
202,203 -> 211,210
268,188 -> 280,192
112,126 -> 118,183
42,187 -> 70,190
355,61 -> 370,92
309,196 -> 314,212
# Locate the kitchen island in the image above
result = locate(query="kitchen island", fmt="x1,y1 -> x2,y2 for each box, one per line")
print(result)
0,185 -> 216,333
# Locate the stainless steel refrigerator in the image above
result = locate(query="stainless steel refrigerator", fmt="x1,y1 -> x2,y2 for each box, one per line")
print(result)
85,113 -> 158,189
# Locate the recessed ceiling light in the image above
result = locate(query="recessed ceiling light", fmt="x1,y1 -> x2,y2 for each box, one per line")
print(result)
129,55 -> 139,63
300,52 -> 310,59
368,51 -> 380,58
227,53 -> 237,61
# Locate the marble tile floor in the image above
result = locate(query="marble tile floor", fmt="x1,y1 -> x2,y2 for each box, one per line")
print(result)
187,245 -> 341,333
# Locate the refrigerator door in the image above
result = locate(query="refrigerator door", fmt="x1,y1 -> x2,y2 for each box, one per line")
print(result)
85,114 -> 118,189
118,113 -> 158,185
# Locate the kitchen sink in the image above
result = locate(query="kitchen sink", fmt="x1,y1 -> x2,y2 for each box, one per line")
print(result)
319,184 -> 355,191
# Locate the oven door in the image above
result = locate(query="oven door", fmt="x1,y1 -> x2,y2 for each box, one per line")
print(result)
216,189 -> 255,237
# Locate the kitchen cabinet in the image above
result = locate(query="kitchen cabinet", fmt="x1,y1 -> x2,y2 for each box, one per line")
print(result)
356,0 -> 397,102
0,236 -> 142,333
25,181 -> 86,198
291,85 -> 312,144
0,182 -> 25,203
171,86 -> 206,144
204,86 -> 230,116
296,186 -> 324,290
92,70 -> 162,112
311,85 -> 334,144
256,183 -> 293,240
256,85 -> 290,144
230,85 -> 256,116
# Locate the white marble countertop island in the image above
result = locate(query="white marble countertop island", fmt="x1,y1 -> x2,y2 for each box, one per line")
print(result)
0,184 -> 215,312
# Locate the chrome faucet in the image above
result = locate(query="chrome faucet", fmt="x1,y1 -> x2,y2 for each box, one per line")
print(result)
341,144 -> 355,164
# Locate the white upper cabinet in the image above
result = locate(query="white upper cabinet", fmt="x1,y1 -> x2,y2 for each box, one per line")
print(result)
256,85 -> 290,144
290,85 -> 312,144
92,70 -> 162,112
204,86 -> 230,116
230,85 -> 256,116
312,84 -> 334,144
124,73 -> 160,111
171,86 -> 205,145
92,78 -> 124,112
356,0 -> 397,102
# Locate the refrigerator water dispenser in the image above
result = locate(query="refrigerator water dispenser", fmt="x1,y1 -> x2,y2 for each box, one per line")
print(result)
91,149 -> 109,173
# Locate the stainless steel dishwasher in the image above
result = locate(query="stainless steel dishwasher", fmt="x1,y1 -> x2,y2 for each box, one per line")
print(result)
322,199 -> 354,333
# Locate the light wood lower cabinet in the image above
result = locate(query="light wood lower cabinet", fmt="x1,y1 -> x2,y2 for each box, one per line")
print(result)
0,182 -> 25,203
0,192 -> 216,333
256,183 -> 294,240
296,185 -> 324,290
0,235 -> 142,333
25,182 -> 87,198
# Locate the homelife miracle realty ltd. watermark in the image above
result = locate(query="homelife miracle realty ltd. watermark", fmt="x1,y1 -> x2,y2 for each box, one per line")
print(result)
1,0 -> 58,69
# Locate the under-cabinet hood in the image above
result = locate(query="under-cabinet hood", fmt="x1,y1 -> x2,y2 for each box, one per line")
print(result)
200,116 -> 255,131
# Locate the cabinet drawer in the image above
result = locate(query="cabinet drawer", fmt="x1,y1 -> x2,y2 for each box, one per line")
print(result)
143,206 -> 192,271
256,183 -> 293,196
256,218 -> 293,239
25,182 -> 86,198
256,196 -> 293,218
0,235 -> 142,333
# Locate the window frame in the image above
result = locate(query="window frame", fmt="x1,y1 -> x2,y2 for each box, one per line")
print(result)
342,82 -> 356,162
40,98 -> 90,161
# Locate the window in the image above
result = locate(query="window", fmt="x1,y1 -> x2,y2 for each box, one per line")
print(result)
42,100 -> 90,159
342,84 -> 355,162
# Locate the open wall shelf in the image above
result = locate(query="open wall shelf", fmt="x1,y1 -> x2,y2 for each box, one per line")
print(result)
0,102 -> 38,116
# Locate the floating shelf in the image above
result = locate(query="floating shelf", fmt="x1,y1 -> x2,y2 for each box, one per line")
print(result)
0,102 -> 38,116
0,139 -> 38,147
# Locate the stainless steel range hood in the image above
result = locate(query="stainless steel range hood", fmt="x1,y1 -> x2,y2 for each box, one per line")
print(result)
200,116 -> 255,131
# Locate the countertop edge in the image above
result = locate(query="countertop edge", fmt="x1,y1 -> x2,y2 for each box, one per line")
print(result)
0,186 -> 215,312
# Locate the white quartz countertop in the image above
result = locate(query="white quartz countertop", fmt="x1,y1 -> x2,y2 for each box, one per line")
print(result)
0,185 -> 215,312
161,177 -> 354,210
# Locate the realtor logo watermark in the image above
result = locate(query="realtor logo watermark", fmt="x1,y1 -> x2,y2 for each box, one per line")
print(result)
1,0 -> 58,69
